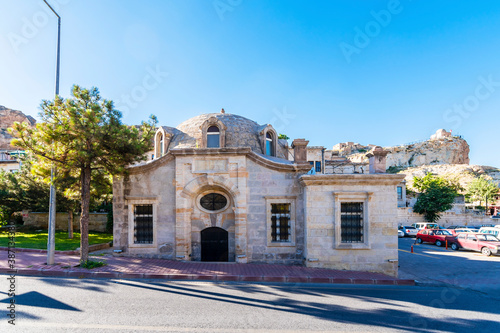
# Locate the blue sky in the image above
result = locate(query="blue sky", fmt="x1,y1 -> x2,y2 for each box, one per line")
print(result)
1,0 -> 500,167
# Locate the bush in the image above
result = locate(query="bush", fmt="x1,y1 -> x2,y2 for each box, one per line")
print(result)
0,207 -> 8,226
80,260 -> 107,269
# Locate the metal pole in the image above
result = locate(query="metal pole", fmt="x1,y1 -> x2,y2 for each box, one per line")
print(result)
44,0 -> 60,265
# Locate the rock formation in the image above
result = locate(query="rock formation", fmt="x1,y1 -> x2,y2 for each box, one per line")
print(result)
397,164 -> 500,188
331,129 -> 470,169
0,105 -> 36,149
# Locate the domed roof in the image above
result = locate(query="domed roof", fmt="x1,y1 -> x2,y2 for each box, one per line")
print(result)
169,112 -> 265,153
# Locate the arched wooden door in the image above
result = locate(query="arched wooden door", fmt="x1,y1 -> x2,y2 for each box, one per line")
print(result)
201,227 -> 228,262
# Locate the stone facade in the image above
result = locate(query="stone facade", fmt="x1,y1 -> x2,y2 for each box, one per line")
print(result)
24,212 -> 108,232
113,112 -> 404,277
300,174 -> 403,276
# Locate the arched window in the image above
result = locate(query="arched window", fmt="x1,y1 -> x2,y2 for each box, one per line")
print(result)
266,132 -> 274,156
207,126 -> 220,148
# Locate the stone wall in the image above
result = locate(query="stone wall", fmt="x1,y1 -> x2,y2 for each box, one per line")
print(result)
245,159 -> 305,265
398,208 -> 495,227
24,212 -> 108,232
113,155 -> 177,258
300,174 -> 405,278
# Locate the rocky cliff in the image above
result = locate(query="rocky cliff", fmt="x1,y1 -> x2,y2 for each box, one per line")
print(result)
334,131 -> 470,169
396,164 -> 500,188
0,105 -> 36,149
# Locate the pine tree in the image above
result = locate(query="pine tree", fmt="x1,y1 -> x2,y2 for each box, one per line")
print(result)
9,85 -> 156,263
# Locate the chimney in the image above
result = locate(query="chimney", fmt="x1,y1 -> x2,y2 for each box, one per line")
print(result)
365,146 -> 388,173
291,139 -> 309,164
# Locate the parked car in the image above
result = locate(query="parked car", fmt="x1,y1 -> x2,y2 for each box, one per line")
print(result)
478,227 -> 500,238
449,233 -> 500,256
448,228 -> 477,236
412,223 -> 440,230
416,229 -> 455,247
398,225 -> 418,237
398,229 -> 404,238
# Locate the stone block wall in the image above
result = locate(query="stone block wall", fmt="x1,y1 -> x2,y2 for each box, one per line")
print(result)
24,212 -> 108,232
398,208 -> 494,227
113,156 -> 177,258
301,174 -> 405,277
245,159 -> 305,265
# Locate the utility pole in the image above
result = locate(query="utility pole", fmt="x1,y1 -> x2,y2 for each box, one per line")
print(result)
43,0 -> 60,265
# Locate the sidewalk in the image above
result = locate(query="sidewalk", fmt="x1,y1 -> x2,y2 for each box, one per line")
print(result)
0,249 -> 414,285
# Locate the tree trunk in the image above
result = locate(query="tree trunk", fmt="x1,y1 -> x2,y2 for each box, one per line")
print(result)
68,209 -> 73,239
79,165 -> 91,264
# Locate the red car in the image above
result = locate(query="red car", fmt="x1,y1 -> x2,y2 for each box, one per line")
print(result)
449,233 -> 500,256
416,229 -> 455,247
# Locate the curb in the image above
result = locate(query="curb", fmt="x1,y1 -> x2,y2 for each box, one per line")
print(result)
0,268 -> 415,286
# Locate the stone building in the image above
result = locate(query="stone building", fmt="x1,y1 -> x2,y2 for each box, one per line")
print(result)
113,111 -> 404,277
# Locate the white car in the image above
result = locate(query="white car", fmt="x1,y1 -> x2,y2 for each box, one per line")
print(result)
479,227 -> 500,238
454,228 -> 477,234
412,223 -> 440,230
398,229 -> 405,238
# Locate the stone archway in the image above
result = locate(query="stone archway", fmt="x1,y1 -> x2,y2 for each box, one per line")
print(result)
176,174 -> 247,263
201,227 -> 228,262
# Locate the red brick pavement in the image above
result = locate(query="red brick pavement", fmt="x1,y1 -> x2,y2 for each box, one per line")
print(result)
0,250 -> 414,285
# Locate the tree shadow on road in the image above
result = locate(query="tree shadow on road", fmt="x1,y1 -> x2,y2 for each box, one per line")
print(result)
113,280 -> 500,332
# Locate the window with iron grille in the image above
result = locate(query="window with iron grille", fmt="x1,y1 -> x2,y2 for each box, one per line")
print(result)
271,203 -> 291,242
200,193 -> 228,211
134,204 -> 153,244
340,202 -> 363,243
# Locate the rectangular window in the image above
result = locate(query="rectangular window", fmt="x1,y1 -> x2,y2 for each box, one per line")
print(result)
134,204 -> 153,244
397,186 -> 403,200
271,203 -> 291,242
315,161 -> 321,173
340,202 -> 363,243
207,134 -> 220,148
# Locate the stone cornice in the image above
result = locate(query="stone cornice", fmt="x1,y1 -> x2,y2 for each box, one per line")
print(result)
247,152 -> 311,172
126,153 -> 174,174
299,173 -> 406,186
170,147 -> 251,156
126,147 -> 310,174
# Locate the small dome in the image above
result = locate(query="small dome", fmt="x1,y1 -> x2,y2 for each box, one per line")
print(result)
169,113 -> 264,153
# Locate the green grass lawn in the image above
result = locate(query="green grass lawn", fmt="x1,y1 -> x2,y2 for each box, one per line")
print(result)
0,230 -> 113,251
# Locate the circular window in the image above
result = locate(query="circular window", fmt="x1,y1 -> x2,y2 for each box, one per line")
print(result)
200,193 -> 228,212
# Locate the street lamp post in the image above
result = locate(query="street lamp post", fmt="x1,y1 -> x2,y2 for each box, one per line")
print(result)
43,0 -> 60,265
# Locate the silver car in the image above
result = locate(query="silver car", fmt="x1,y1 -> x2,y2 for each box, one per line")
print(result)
399,225 -> 418,237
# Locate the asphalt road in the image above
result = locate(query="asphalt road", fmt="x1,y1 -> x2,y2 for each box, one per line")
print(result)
398,237 -> 500,296
1,277 -> 499,333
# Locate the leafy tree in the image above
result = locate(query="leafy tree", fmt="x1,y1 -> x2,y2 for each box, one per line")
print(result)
0,155 -> 76,217
412,173 -> 459,222
278,134 -> 290,140
9,85 -> 156,263
466,176 -> 499,212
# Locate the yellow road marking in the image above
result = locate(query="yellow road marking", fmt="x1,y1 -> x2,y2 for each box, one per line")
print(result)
398,249 -> 439,258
